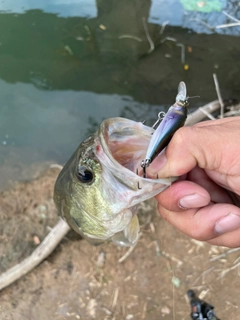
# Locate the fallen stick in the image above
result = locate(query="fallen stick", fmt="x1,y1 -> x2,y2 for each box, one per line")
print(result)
210,247 -> 240,262
0,218 -> 70,291
118,233 -> 142,263
185,100 -> 220,125
213,74 -> 224,118
142,17 -> 154,54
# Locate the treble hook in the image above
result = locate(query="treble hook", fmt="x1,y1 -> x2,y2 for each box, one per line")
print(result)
152,111 -> 165,130
136,168 -> 142,189
141,158 -> 150,178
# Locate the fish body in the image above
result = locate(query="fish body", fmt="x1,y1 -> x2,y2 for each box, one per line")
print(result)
54,118 -> 173,246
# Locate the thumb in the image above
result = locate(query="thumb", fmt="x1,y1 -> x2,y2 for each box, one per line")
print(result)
148,124 -> 222,178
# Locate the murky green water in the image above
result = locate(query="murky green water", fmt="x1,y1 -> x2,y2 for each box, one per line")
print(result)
0,0 -> 240,189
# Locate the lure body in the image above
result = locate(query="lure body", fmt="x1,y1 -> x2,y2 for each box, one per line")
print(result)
145,101 -> 187,163
141,81 -> 189,172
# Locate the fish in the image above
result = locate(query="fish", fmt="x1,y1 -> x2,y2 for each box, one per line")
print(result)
141,81 -> 189,176
54,117 -> 174,246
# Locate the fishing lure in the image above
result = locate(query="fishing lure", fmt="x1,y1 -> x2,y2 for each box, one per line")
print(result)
141,81 -> 189,177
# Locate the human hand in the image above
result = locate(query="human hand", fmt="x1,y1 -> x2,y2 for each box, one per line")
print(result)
149,117 -> 240,247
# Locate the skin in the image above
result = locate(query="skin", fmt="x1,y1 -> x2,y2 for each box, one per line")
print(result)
147,117 -> 240,248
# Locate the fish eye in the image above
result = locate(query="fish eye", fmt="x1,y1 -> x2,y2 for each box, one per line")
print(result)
77,165 -> 94,184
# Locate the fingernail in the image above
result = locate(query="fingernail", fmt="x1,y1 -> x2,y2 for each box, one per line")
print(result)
215,213 -> 240,234
179,194 -> 206,209
148,151 -> 167,174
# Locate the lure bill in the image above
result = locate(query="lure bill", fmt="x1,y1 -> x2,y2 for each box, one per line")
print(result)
141,81 -> 189,177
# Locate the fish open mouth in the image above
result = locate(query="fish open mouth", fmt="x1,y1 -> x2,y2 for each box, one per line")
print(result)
98,117 -> 153,174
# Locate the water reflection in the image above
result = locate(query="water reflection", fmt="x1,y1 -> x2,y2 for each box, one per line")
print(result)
0,76 -> 162,188
0,0 -> 98,18
149,0 -> 240,36
1,9 -> 240,101
0,79 -> 128,153
0,0 -> 240,189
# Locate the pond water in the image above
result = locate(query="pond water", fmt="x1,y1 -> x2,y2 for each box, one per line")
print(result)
0,0 -> 240,189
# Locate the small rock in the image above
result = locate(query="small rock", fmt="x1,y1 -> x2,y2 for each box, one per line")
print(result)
161,306 -> 170,315
86,299 -> 97,318
33,235 -> 40,245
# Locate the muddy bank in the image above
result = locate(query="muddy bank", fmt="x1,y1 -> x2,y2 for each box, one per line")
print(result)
0,167 -> 239,319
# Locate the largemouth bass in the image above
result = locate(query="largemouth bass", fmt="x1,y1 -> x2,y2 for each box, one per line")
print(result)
54,118 -> 174,246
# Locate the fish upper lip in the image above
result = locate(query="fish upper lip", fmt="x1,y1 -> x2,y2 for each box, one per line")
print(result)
96,118 -> 175,187
97,119 -> 147,177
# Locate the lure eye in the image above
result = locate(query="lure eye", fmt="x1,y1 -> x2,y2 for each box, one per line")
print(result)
77,166 -> 94,184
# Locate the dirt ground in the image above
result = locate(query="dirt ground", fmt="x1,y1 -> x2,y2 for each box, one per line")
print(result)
0,166 -> 239,320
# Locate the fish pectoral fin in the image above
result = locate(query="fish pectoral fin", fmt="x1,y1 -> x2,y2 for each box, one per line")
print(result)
123,215 -> 140,245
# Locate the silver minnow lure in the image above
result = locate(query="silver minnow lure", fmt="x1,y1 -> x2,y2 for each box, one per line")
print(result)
141,81 -> 189,176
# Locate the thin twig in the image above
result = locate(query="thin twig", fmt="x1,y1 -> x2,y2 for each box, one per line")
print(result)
222,11 -> 240,23
160,37 -> 185,64
111,287 -> 119,311
216,22 -> 240,29
210,247 -> 240,262
176,43 -> 185,64
223,109 -> 240,117
141,301 -> 147,319
142,17 -> 154,54
153,240 -> 161,256
118,245 -> 137,263
118,233 -> 142,263
161,250 -> 183,267
199,107 -> 216,120
192,267 -> 215,286
213,73 -> 224,118
233,255 -> 240,265
160,21 -> 169,34
160,36 -> 176,43
185,100 -> 220,125
219,261 -> 240,279
119,34 -> 142,42
190,18 -> 214,30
